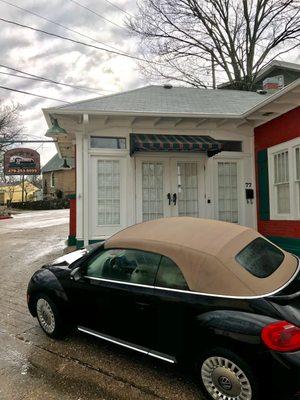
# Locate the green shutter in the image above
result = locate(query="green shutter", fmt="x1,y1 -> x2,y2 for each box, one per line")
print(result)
268,236 -> 300,256
257,149 -> 270,220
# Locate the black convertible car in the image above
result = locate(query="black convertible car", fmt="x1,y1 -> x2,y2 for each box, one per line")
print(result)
27,217 -> 300,400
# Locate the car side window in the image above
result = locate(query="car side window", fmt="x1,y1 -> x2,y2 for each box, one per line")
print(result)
85,249 -> 161,286
155,256 -> 189,290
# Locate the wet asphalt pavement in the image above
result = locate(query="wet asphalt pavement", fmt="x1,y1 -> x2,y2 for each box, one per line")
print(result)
0,210 -> 203,400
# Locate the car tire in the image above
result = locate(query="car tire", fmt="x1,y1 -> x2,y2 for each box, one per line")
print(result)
197,347 -> 259,400
35,294 -> 66,338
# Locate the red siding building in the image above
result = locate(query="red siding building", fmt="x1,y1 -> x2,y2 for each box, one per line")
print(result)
255,105 -> 300,255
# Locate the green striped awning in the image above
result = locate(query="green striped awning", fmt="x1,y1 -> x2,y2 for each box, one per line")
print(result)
130,134 -> 223,157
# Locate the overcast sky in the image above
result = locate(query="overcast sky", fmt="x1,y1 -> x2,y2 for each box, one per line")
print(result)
0,0 -> 145,165
1,0 -> 300,167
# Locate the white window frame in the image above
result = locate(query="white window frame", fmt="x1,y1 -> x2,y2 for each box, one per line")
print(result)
268,137 -> 300,220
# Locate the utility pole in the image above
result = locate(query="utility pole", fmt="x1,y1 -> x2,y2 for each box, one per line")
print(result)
211,51 -> 216,89
21,174 -> 25,202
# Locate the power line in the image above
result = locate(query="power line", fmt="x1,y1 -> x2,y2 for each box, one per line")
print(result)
0,64 -> 115,93
0,0 -> 131,56
0,17 -> 160,65
68,0 -> 129,32
0,68 -> 111,95
0,85 -> 71,103
0,71 -> 104,95
0,70 -> 42,82
99,0 -> 134,17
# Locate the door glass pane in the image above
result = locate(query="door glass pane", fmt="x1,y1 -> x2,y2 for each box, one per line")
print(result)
86,249 -> 161,285
218,162 -> 238,223
155,256 -> 189,290
97,160 -> 120,225
177,162 -> 199,217
142,162 -> 164,222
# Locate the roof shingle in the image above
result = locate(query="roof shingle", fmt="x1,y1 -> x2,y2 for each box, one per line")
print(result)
54,85 -> 269,116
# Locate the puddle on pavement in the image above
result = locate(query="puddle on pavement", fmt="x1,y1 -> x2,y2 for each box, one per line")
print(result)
0,345 -> 34,377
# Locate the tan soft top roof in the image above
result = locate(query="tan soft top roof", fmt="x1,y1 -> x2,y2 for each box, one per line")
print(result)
105,217 -> 298,297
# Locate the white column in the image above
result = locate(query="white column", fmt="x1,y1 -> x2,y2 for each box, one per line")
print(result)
75,131 -> 83,242
83,114 -> 89,246
250,134 -> 258,229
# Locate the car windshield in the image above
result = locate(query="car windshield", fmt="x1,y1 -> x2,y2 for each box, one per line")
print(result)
235,238 -> 285,278
53,250 -> 87,266
68,242 -> 104,268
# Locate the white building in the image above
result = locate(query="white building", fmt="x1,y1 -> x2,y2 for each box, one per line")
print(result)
43,85 -> 275,247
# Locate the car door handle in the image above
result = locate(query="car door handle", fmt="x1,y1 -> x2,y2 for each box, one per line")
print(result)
135,302 -> 150,310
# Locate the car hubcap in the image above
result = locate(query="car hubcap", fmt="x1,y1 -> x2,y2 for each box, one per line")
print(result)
201,356 -> 252,400
36,298 -> 55,334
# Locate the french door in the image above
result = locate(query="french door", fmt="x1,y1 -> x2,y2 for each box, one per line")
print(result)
136,157 -> 205,222
89,156 -> 127,237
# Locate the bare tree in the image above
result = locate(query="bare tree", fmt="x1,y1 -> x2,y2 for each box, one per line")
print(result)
0,102 -> 23,153
27,174 -> 42,189
0,102 -> 23,183
7,176 -> 18,204
128,0 -> 300,89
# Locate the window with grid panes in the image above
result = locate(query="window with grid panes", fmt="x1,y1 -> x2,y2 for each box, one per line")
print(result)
268,139 -> 300,219
218,162 -> 238,223
97,160 -> 120,225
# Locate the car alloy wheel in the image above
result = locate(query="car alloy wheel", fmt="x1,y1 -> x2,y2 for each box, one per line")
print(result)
201,356 -> 252,400
36,298 -> 56,334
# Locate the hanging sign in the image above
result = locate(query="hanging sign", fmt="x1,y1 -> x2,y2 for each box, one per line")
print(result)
4,148 -> 40,175
263,75 -> 284,91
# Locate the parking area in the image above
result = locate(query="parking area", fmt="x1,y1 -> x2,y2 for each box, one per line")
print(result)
0,209 -> 202,400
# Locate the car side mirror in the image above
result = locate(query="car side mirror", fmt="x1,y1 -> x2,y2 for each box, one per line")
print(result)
70,266 -> 82,282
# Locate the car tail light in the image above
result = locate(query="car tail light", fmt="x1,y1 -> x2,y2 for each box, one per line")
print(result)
262,321 -> 300,352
